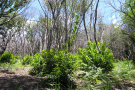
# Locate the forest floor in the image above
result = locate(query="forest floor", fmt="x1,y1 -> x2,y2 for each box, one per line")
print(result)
0,66 -> 135,90
0,67 -> 50,90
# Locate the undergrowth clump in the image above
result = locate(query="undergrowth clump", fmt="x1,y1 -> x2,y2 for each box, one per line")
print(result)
29,49 -> 80,88
78,41 -> 114,73
22,55 -> 32,65
0,51 -> 13,63
33,52 -> 44,65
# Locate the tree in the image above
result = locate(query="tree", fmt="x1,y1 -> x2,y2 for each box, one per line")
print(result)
0,0 -> 30,55
0,0 -> 30,27
120,0 -> 135,62
108,0 -> 135,30
25,21 -> 38,57
108,0 -> 135,61
0,16 -> 26,55
121,0 -> 135,29
39,0 -> 83,51
37,0 -> 102,54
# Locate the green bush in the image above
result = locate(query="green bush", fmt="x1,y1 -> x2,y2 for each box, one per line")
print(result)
29,52 -> 45,75
33,52 -> 44,65
14,55 -> 22,59
50,51 -> 75,88
0,51 -> 13,63
78,41 -> 114,73
30,49 -> 57,75
29,49 -> 79,88
22,55 -> 32,65
29,63 -> 44,75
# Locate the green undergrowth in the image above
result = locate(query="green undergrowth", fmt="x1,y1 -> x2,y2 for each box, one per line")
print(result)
0,54 -> 31,72
111,60 -> 135,82
28,41 -> 115,89
78,41 -> 114,73
29,49 -> 80,89
0,51 -> 13,63
2,41 -> 135,89
82,60 -> 135,90
76,60 -> 135,90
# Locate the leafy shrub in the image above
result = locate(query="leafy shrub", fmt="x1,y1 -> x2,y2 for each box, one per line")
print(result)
32,52 -> 44,65
0,51 -> 13,63
30,49 -> 57,75
29,63 -> 44,76
29,49 -> 79,88
43,49 -> 57,74
50,51 -> 75,88
22,55 -> 32,65
14,55 -> 22,59
78,41 -> 114,73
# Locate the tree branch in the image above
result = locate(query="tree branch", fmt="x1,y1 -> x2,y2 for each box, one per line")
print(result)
0,13 -> 17,26
109,2 -> 135,22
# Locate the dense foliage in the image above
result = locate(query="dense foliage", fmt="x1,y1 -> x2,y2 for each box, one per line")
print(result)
121,0 -> 135,29
0,51 -> 13,63
28,41 -> 114,88
0,0 -> 30,19
120,0 -> 135,64
78,41 -> 114,73
22,55 -> 32,65
29,49 -> 81,88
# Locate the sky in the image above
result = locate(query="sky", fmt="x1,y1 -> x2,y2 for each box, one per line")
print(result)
25,0 -> 123,25
98,0 -> 122,24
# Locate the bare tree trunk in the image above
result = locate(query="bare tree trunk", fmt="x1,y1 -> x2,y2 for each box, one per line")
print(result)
93,0 -> 101,53
83,0 -> 88,41
58,21 -> 62,49
44,29 -> 47,50
39,32 -> 42,64
100,30 -> 104,42
89,3 -> 94,41
23,23 -> 25,57
47,16 -> 52,50
64,0 -> 68,52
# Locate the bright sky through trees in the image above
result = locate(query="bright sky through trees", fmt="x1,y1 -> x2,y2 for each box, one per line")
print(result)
25,0 -> 123,25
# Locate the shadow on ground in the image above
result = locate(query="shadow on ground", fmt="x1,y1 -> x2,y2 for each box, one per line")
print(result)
0,74 -> 52,90
0,68 -> 54,90
0,69 -> 76,90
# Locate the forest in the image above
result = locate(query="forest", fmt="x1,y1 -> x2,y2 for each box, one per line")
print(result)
0,0 -> 135,89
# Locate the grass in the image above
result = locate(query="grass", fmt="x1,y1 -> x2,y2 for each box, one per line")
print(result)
0,57 -> 31,72
111,60 -> 135,82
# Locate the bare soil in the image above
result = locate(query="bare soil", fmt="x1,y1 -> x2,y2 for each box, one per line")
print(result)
0,67 -> 49,90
